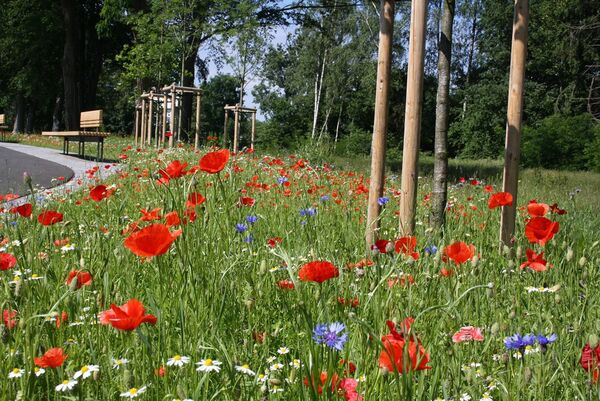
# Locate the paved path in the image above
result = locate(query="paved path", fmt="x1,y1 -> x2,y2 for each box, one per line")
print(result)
0,142 -> 118,206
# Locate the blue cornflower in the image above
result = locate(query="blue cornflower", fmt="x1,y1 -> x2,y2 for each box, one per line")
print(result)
10,221 -> 17,226
378,196 -> 390,206
243,235 -> 254,243
504,334 -> 525,350
424,245 -> 438,255
246,215 -> 258,224
313,322 -> 347,351
300,208 -> 317,217
277,176 -> 288,184
536,333 -> 557,346
235,223 -> 248,233
320,195 -> 330,202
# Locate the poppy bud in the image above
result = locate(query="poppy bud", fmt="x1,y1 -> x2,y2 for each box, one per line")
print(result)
579,257 -> 587,267
23,172 -> 32,186
68,277 -> 79,291
516,246 -> 522,260
269,378 -> 282,386
486,287 -> 494,299
259,260 -> 267,274
588,334 -> 599,348
380,366 -> 389,376
554,294 -> 561,304
566,248 -> 574,261
523,367 -> 532,384
490,322 -> 500,335
471,255 -> 479,268
244,299 -> 254,310
260,385 -> 267,393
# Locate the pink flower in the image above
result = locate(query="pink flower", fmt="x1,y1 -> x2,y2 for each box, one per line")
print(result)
452,326 -> 484,343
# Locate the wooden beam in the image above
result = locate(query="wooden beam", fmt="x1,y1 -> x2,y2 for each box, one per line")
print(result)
500,0 -> 529,247
233,108 -> 240,153
366,0 -> 395,252
169,89 -> 175,148
147,93 -> 153,146
399,0 -> 428,236
195,93 -> 201,149
140,98 -> 146,147
251,112 -> 256,150
223,109 -> 229,148
161,94 -> 167,147
134,106 -> 140,147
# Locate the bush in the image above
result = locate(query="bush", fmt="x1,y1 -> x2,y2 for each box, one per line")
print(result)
335,124 -> 372,156
521,113 -> 599,171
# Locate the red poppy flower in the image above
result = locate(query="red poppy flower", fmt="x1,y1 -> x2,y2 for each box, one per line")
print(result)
452,326 -> 484,343
11,203 -> 32,217
378,320 -> 430,373
66,270 -> 93,288
580,343 -> 600,383
298,261 -> 339,283
276,279 -> 295,290
2,309 -> 17,330
372,239 -> 391,254
527,201 -> 550,217
525,217 -> 559,246
0,253 -> 17,271
520,248 -> 551,272
267,237 -> 283,248
186,192 -> 206,208
488,192 -> 513,209
140,207 -> 162,221
394,236 -> 419,260
164,211 -> 181,227
239,196 -> 256,206
199,149 -> 230,174
549,203 -> 567,215
34,347 -> 67,368
124,224 -> 182,257
90,185 -> 109,201
38,210 -> 63,225
158,160 -> 188,183
483,185 -> 494,193
443,242 -> 475,265
100,299 -> 158,331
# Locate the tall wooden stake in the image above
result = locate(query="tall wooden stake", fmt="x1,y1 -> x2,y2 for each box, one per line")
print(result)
233,107 -> 240,153
366,0 -> 395,252
500,0 -> 529,247
147,93 -> 153,145
399,0 -> 428,236
161,94 -> 167,147
134,106 -> 140,147
140,98 -> 146,147
223,107 -> 229,148
169,86 -> 175,148
251,112 -> 256,150
195,93 -> 201,150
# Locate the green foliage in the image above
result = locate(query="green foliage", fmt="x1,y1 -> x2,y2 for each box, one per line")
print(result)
521,113 -> 600,171
334,124 -> 372,156
201,74 -> 240,138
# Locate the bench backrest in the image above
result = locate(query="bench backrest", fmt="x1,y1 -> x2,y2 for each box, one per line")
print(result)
80,110 -> 103,129
0,114 -> 5,125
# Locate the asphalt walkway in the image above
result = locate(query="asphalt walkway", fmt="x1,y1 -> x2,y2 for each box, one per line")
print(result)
0,142 -> 118,206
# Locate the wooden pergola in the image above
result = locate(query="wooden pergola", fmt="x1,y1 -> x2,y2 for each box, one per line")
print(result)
134,84 -> 203,149
223,104 -> 257,153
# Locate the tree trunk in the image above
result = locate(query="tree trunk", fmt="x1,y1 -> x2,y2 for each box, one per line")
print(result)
430,0 -> 455,229
52,97 -> 62,131
181,51 -> 196,137
61,0 -> 81,130
25,107 -> 34,133
311,50 -> 327,140
12,94 -> 24,134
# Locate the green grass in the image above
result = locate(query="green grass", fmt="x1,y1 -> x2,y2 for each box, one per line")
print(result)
1,144 -> 599,400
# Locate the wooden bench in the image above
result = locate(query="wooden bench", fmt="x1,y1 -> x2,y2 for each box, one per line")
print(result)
42,110 -> 110,160
0,114 -> 8,141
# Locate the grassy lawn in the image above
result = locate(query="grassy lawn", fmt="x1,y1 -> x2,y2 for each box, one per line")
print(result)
0,141 -> 598,400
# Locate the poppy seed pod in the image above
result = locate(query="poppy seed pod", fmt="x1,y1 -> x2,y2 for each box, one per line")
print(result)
516,246 -> 522,260
566,248 -> 574,261
588,334 -> 599,348
579,257 -> 587,266
491,322 -> 500,335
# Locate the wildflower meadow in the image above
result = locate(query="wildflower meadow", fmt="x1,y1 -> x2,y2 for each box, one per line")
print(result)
1,144 -> 599,401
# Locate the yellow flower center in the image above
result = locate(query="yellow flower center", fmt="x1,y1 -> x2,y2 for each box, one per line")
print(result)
62,380 -> 70,385
81,366 -> 89,372
32,274 -> 39,278
34,367 -> 40,372
12,368 -> 20,374
204,359 -> 213,366
129,388 -> 138,395
174,355 -> 181,360
242,364 -> 249,369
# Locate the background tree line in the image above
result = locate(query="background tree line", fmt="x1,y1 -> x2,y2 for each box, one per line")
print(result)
0,0 -> 599,171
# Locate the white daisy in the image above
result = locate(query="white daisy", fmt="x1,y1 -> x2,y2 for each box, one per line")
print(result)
235,364 -> 256,376
196,359 -> 222,373
73,364 -> 99,379
270,363 -> 284,371
460,394 -> 472,401
8,368 -> 24,379
167,354 -> 190,367
172,399 -> 194,401
33,367 -> 45,377
480,393 -> 493,401
277,347 -> 290,355
55,379 -> 78,392
113,358 -> 129,369
289,359 -> 302,369
266,356 -> 276,363
120,386 -> 147,398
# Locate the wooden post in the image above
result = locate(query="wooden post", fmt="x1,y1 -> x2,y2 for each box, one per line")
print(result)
134,106 -> 140,147
147,92 -> 154,146
399,0 -> 428,236
169,86 -> 175,147
223,106 -> 229,148
161,94 -> 167,147
140,98 -> 146,147
195,92 -> 201,150
233,106 -> 240,153
500,0 -> 529,247
251,112 -> 256,150
366,0 -> 395,251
